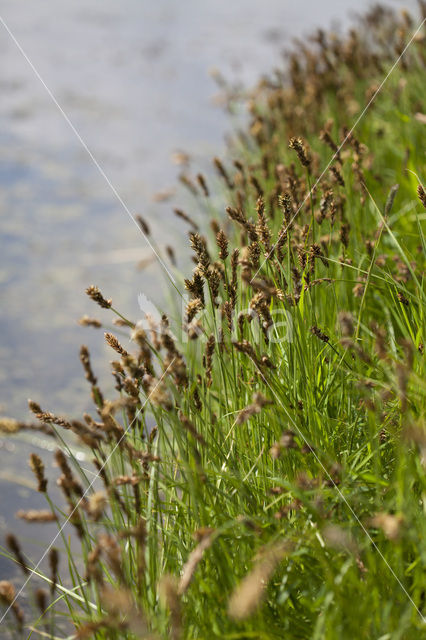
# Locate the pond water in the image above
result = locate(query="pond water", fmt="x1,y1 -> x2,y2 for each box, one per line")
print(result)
0,0 -> 418,613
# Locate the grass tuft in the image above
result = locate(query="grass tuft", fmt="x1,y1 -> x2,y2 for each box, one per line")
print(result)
1,5 -> 425,639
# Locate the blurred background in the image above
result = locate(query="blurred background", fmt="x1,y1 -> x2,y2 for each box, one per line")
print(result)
0,0 -> 419,570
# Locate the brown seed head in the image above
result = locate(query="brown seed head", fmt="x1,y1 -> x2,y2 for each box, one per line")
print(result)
250,175 -> 264,199
207,267 -> 221,304
417,184 -> 426,208
340,222 -> 350,248
0,417 -> 20,434
196,173 -> 209,196
104,332 -> 129,357
179,173 -> 198,195
35,588 -> 47,615
166,245 -> 176,265
0,581 -> 24,629
289,137 -> 311,167
49,548 -> 59,595
189,232 -> 210,276
29,453 -> 48,492
173,208 -> 199,231
78,315 -> 102,328
330,165 -> 345,186
221,300 -> 233,331
135,215 -> 150,236
216,229 -> 229,260
311,325 -> 330,343
319,128 -> 340,159
159,575 -> 181,640
0,581 -> 15,605
6,534 -> 29,575
80,345 -> 97,385
213,157 -> 234,189
16,509 -> 56,522
179,413 -> 206,446
204,334 -> 215,387
86,285 -> 112,309
178,531 -> 214,595
185,298 -> 203,323
228,542 -> 289,620
87,492 -> 107,521
384,183 -> 399,216
256,197 -> 272,252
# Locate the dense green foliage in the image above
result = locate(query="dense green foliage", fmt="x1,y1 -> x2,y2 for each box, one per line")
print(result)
1,5 -> 425,639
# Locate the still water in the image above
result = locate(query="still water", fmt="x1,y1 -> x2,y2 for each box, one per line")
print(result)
0,0 -> 417,603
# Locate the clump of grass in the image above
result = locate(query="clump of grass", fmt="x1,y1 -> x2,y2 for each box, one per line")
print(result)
1,5 -> 425,639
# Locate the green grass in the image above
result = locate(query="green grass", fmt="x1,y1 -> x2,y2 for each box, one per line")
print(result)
1,5 -> 425,639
